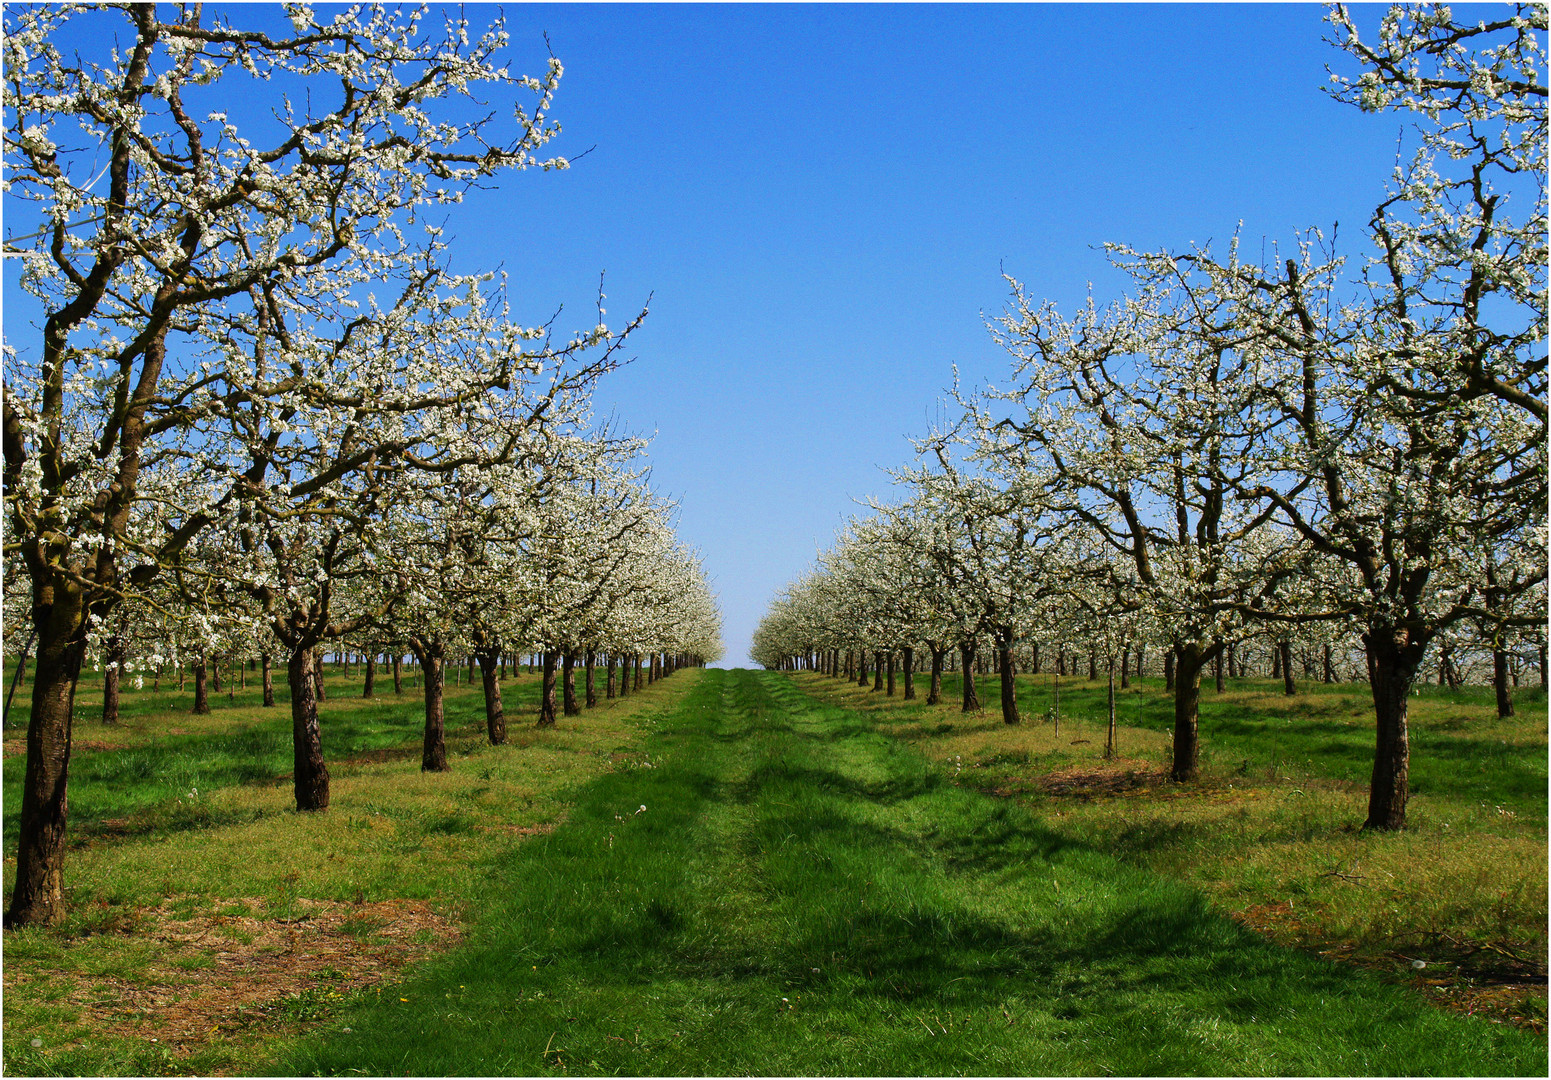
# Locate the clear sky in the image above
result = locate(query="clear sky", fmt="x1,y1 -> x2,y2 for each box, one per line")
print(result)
3,3 -> 1473,666
471,2 -> 1414,666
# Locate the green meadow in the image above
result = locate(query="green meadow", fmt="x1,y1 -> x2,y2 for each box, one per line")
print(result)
2,665 -> 1545,1075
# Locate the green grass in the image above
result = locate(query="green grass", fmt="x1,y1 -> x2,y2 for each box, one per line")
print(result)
2,663 -> 681,1075
809,669 -> 1548,1031
3,665 -> 539,854
926,670 -> 1547,815
276,670 -> 1543,1076
4,665 -> 1543,1074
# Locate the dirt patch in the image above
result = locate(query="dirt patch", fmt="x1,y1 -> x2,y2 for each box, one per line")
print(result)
8,896 -> 461,1064
1035,765 -> 1168,799
4,737 -> 131,758
1231,902 -> 1547,1035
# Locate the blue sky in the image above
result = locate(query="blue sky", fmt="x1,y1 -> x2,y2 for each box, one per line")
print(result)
472,2 -> 1407,665
4,3 -> 1465,665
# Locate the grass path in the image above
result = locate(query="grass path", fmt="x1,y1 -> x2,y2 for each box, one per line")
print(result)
278,669 -> 1544,1076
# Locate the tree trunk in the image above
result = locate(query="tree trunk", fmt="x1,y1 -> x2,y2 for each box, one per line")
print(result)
101,635 -> 124,726
959,641 -> 980,713
1213,647 -> 1225,692
538,652 -> 559,726
1363,629 -> 1424,830
1323,643 -> 1335,684
192,654 -> 211,714
211,654 -> 222,693
478,653 -> 506,745
1105,659 -> 1117,759
857,647 -> 869,687
312,649 -> 328,702
873,651 -> 884,692
585,651 -> 597,708
928,647 -> 945,705
1164,649 -> 1176,692
1280,640 -> 1296,696
1029,641 -> 1040,675
606,654 -> 617,699
886,651 -> 896,696
392,654 -> 403,695
1493,645 -> 1515,718
1088,646 -> 1097,681
1171,644 -> 1209,783
634,654 -> 644,691
362,654 -> 375,698
998,637 -> 1019,725
562,652 -> 580,716
5,608 -> 87,927
261,652 -> 275,707
286,644 -> 329,812
420,648 -> 448,772
1052,668 -> 1061,737
902,646 -> 916,700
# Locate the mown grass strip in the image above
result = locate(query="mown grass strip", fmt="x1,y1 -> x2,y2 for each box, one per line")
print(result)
2,669 -> 683,1077
279,669 -> 1545,1076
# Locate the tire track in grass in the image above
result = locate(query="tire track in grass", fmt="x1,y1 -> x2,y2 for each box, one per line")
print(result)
280,669 -> 1546,1076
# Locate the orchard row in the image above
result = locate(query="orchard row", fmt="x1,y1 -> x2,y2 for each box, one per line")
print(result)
2,5 -> 719,928
754,3 -> 1546,833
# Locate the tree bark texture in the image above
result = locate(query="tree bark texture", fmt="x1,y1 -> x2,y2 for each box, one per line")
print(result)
1106,661 -> 1117,759
192,655 -> 211,714
420,649 -> 448,772
1363,630 -> 1424,830
1493,646 -> 1514,718
959,641 -> 980,713
5,607 -> 87,927
261,652 -> 275,707
478,652 -> 506,745
101,637 -> 123,726
286,646 -> 329,812
1171,644 -> 1209,783
562,653 -> 580,716
901,646 -> 915,700
538,652 -> 559,726
928,647 -> 945,705
998,638 -> 1019,725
